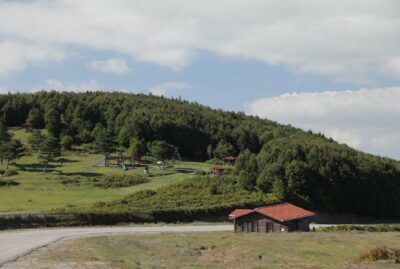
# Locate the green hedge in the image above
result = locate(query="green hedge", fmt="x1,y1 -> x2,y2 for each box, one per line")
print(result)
317,224 -> 400,232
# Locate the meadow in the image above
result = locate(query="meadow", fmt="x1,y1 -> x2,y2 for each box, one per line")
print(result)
0,128 -> 211,213
5,231 -> 400,269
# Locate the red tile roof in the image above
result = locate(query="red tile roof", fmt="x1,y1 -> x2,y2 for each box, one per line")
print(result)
223,156 -> 236,161
229,209 -> 252,219
211,165 -> 224,171
228,203 -> 314,222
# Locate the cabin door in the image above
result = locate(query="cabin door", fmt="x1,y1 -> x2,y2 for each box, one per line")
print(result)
266,222 -> 273,233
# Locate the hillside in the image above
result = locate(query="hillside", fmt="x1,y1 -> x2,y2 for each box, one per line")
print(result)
1,91 -> 400,218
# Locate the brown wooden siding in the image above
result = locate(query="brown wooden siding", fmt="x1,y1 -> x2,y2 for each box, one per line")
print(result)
234,212 -> 312,233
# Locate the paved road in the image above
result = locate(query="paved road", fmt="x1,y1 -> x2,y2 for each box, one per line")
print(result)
0,225 -> 232,267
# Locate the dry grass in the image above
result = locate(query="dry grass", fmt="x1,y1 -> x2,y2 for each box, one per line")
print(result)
356,245 -> 400,264
4,232 -> 400,269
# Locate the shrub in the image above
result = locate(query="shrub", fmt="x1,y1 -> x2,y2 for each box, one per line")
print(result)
205,158 -> 223,165
194,170 -> 206,176
61,178 -> 81,186
94,174 -> 150,188
317,224 -> 400,232
61,135 -> 74,150
357,246 -> 400,263
0,170 -> 18,177
0,179 -> 20,187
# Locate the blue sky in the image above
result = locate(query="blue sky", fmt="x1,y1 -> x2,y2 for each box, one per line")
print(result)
0,0 -> 400,159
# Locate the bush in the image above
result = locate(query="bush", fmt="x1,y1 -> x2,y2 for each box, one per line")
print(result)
0,170 -> 18,177
317,224 -> 400,232
61,135 -> 74,150
0,179 -> 20,187
94,174 -> 150,188
357,246 -> 400,263
194,170 -> 206,176
61,178 -> 81,186
205,158 -> 223,165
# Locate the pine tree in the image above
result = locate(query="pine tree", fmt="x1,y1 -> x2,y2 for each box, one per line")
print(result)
26,107 -> 44,128
38,136 -> 61,173
0,121 -> 11,165
28,129 -> 44,154
3,139 -> 24,170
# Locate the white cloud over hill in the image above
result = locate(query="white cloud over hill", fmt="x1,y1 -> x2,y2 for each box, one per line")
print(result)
0,0 -> 399,82
148,82 -> 191,96
245,87 -> 400,159
87,58 -> 130,75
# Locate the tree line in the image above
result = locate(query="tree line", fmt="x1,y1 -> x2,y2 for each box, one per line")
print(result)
1,91 -> 400,217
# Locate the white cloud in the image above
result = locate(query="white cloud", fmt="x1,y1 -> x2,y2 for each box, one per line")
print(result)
32,79 -> 133,93
87,58 -> 130,74
33,79 -> 104,92
148,82 -> 191,96
0,0 -> 399,81
245,87 -> 400,159
0,40 -> 64,76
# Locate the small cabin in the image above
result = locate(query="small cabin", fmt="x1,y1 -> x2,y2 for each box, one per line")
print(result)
223,156 -> 236,166
229,203 -> 314,233
21,123 -> 33,132
210,165 -> 224,175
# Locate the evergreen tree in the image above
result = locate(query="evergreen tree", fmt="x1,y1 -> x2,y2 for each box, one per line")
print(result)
94,127 -> 114,153
147,140 -> 175,161
38,136 -> 61,173
28,129 -> 44,154
26,107 -> 43,128
44,106 -> 62,137
2,139 -> 24,170
61,135 -> 73,151
0,121 -> 11,165
213,140 -> 235,159
127,137 -> 146,159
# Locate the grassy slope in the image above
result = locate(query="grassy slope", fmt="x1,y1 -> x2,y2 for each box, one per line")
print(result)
7,232 -> 400,269
0,128 -> 211,212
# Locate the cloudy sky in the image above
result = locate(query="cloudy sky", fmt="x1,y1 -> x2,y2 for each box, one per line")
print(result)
0,0 -> 399,159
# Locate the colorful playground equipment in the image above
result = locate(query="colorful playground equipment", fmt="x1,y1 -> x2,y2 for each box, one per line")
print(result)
92,153 -> 142,170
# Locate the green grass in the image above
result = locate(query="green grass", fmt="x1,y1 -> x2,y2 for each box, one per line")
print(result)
9,232 -> 400,269
0,128 -> 212,213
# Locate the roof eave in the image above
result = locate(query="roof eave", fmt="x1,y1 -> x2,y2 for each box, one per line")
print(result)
280,213 -> 315,222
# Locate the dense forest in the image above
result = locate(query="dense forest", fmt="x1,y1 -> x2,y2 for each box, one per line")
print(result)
1,91 -> 400,218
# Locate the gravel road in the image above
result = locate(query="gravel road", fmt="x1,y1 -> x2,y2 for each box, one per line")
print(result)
0,225 -> 232,267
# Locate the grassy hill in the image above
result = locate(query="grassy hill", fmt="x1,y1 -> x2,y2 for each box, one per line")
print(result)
0,92 -> 400,219
0,128 -> 211,212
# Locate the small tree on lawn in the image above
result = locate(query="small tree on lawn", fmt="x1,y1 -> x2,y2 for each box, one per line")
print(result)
128,137 -> 146,159
0,121 -> 11,165
61,135 -> 74,151
28,129 -> 44,154
147,140 -> 175,162
38,136 -> 61,173
2,139 -> 24,170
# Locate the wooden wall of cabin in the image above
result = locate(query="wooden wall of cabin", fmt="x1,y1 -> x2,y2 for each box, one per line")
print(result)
234,214 -> 312,232
234,213 -> 285,233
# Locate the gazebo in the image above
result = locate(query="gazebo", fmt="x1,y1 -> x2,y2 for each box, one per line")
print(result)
210,165 -> 224,175
223,156 -> 236,166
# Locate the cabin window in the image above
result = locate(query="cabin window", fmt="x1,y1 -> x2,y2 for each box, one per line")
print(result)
241,222 -> 245,232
